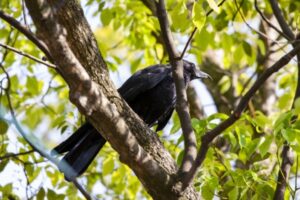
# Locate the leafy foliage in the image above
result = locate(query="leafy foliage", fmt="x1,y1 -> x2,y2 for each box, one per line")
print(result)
0,0 -> 300,199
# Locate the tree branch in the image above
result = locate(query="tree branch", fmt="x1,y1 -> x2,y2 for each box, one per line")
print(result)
269,0 -> 294,40
0,42 -> 56,69
254,0 -> 288,40
155,0 -> 197,191
0,150 -> 34,160
274,144 -> 294,200
180,0 -> 228,59
180,43 -> 300,190
0,10 -> 53,61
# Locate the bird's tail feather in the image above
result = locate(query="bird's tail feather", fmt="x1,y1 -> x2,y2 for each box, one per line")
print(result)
51,123 -> 106,180
51,123 -> 94,155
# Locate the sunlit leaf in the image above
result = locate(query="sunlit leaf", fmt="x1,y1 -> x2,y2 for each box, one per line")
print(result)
102,157 -> 115,176
207,0 -> 220,13
192,2 -> 206,32
0,119 -> 8,135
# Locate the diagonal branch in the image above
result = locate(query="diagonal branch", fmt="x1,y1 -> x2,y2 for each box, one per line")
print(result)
0,42 -> 56,69
179,43 -> 300,190
155,0 -> 197,191
254,0 -> 288,40
0,150 -> 34,160
0,10 -> 53,61
180,0 -> 228,59
269,0 -> 294,41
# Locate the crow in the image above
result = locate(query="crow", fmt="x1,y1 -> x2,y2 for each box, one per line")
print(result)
51,60 -> 209,180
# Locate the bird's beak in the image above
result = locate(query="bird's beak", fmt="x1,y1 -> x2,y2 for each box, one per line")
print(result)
195,69 -> 211,79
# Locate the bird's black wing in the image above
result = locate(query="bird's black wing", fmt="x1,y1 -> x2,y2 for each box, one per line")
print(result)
118,64 -> 170,101
155,100 -> 176,132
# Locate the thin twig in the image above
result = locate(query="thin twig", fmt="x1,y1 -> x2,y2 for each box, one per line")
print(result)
234,0 -> 299,64
72,179 -> 92,200
0,27 -> 21,73
21,0 -> 29,29
254,0 -> 288,40
180,27 -> 197,59
180,0 -> 228,59
233,0 -> 278,47
22,163 -> 31,200
0,42 -> 56,69
269,0 -> 294,40
0,10 -> 53,61
0,150 -> 34,160
294,156 -> 299,200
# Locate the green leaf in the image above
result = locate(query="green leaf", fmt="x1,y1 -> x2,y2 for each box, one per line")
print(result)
192,2 -> 206,32
176,150 -> 184,165
245,138 -> 261,157
170,1 -> 190,31
171,113 -> 181,134
0,119 -> 9,135
252,111 -> 270,130
252,152 -> 271,163
37,188 -> 45,200
278,93 -> 293,110
281,128 -> 296,143
291,144 -> 300,153
259,135 -> 273,157
207,113 -> 229,121
228,187 -> 239,200
46,189 -> 64,200
294,97 -> 300,114
60,125 -> 68,134
0,159 -> 9,172
238,149 -> 247,164
2,183 -> 12,194
101,9 -> 113,26
191,118 -> 207,136
206,0 -> 220,13
218,75 -> 231,94
201,177 -> 218,200
26,76 -> 43,95
236,127 -> 246,148
242,41 -> 252,57
155,44 -> 164,60
257,39 -> 265,55
274,111 -> 292,133
102,157 -> 115,176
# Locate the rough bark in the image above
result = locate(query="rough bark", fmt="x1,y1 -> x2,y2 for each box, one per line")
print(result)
25,0 -> 199,199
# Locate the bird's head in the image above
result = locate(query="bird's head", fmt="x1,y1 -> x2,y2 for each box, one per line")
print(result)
183,60 -> 211,81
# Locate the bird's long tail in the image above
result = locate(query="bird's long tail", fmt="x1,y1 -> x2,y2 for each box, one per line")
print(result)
51,123 -> 106,180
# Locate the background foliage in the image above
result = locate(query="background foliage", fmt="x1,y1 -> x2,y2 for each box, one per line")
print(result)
0,0 -> 300,199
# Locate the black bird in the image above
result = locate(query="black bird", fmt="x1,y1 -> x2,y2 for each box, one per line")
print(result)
52,60 -> 209,180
